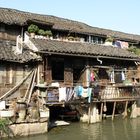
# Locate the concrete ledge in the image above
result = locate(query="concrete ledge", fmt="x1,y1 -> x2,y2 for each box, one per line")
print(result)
9,122 -> 48,137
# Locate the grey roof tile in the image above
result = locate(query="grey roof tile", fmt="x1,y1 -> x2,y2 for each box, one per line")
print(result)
31,38 -> 139,60
0,39 -> 40,63
0,7 -> 140,42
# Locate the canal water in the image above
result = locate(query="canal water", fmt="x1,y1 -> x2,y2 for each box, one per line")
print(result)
14,117 -> 140,140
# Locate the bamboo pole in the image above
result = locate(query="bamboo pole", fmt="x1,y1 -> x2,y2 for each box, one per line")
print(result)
27,68 -> 37,104
112,101 -> 116,121
100,102 -> 103,121
0,70 -> 34,100
23,70 -> 35,102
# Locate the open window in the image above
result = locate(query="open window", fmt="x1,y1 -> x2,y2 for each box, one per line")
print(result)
52,59 -> 64,81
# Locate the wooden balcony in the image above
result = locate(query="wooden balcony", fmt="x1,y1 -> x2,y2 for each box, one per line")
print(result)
100,84 -> 140,101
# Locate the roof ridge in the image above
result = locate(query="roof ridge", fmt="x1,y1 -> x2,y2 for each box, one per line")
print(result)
0,7 -> 140,42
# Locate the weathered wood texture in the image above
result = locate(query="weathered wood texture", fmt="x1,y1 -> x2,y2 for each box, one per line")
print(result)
64,68 -> 73,86
0,63 -> 34,99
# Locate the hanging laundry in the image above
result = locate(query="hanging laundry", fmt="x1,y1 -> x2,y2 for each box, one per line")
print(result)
88,88 -> 92,103
121,71 -> 125,81
59,87 -> 66,102
90,72 -> 95,81
110,70 -> 115,83
78,86 -> 83,96
74,86 -> 83,97
103,102 -> 107,112
121,42 -> 129,49
82,88 -> 89,98
114,41 -> 121,48
66,87 -> 74,101
114,41 -> 129,49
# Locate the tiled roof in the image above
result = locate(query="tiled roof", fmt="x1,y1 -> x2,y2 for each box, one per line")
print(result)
0,7 -> 140,42
0,39 -> 40,63
31,38 -> 140,61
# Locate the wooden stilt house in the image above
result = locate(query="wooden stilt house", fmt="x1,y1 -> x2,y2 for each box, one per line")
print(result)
0,7 -> 140,123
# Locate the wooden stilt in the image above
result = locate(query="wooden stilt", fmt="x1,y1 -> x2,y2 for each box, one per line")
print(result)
112,101 -> 116,121
123,101 -> 128,119
100,102 -> 103,121
88,104 -> 91,124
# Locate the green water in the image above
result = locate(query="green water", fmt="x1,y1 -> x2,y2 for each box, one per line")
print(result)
13,117 -> 140,140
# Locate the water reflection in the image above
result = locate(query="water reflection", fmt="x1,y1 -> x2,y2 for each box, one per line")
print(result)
16,117 -> 140,140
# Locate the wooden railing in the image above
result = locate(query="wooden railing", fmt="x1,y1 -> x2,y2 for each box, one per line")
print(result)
100,84 -> 140,100
36,83 -> 140,105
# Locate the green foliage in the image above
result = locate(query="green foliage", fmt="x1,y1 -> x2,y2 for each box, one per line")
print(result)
45,30 -> 52,36
105,36 -> 114,42
38,29 -> 46,36
28,24 -> 39,33
128,46 -> 140,55
0,118 -> 10,137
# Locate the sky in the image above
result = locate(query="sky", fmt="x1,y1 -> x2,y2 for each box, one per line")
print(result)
0,0 -> 140,35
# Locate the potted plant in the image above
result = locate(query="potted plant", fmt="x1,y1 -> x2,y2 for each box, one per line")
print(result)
28,24 -> 39,38
45,30 -> 52,38
38,29 -> 45,36
105,36 -> 114,45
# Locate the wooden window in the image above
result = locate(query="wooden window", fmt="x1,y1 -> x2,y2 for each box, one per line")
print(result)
88,36 -> 104,44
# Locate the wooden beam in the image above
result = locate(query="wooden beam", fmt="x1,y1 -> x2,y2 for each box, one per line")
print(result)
101,99 -> 136,102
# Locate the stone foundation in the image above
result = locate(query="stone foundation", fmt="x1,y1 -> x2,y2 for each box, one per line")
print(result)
9,122 -> 48,137
80,104 -> 100,123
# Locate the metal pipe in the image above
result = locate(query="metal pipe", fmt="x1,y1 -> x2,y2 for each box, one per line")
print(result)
97,57 -> 102,64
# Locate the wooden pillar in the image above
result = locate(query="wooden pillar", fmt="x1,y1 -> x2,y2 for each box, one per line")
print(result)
100,102 -> 103,121
88,103 -> 92,124
37,64 -> 40,85
45,57 -> 52,84
112,101 -> 116,121
123,101 -> 128,119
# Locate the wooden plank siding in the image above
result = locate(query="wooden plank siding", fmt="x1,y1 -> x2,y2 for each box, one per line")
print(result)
0,62 -> 35,99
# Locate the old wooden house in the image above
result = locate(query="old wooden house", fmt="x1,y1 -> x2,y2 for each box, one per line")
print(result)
0,7 -> 140,136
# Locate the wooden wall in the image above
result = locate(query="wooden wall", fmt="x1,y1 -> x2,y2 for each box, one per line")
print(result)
0,23 -> 22,40
44,58 -> 52,84
0,62 -> 34,99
